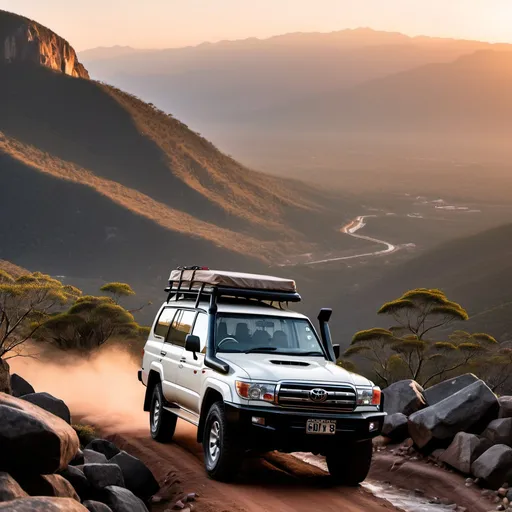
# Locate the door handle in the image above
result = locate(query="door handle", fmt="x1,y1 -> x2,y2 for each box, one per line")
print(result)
160,351 -> 167,356
180,357 -> 186,362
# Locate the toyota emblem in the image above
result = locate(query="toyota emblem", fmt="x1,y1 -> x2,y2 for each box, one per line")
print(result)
309,388 -> 328,402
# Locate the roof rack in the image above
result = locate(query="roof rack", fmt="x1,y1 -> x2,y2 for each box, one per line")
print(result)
164,268 -> 301,307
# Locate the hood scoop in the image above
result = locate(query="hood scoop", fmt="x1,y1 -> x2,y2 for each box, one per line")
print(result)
270,360 -> 310,367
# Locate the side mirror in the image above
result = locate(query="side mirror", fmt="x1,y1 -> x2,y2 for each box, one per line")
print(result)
332,344 -> 340,360
185,334 -> 201,359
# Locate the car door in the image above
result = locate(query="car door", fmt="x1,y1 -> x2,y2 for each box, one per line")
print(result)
175,311 -> 208,414
165,309 -> 198,408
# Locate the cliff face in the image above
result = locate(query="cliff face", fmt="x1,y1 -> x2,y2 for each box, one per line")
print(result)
0,10 -> 89,79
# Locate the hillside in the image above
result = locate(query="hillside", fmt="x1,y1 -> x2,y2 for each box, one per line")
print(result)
81,28 -> 508,130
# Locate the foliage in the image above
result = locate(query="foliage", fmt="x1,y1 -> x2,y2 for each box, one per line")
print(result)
99,282 -> 135,303
72,423 -> 96,447
0,271 -> 80,359
345,288 -> 499,387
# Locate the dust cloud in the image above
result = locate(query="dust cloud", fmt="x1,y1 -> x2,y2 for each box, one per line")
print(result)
9,346 -> 148,433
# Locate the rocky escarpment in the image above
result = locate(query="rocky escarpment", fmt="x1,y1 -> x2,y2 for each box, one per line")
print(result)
0,9 -> 89,78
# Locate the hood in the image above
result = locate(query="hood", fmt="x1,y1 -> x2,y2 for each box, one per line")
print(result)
218,352 -> 373,386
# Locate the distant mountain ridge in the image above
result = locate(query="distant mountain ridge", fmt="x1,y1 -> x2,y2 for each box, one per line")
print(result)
0,10 -> 88,78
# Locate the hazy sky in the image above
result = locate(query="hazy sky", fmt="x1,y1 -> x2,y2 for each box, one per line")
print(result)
2,0 -> 512,51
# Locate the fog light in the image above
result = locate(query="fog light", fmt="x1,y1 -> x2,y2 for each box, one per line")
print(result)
369,421 -> 378,432
252,416 -> 265,426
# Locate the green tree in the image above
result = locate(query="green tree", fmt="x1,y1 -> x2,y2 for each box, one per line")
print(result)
99,282 -> 135,304
0,271 -> 80,359
37,295 -> 140,352
345,289 -> 497,386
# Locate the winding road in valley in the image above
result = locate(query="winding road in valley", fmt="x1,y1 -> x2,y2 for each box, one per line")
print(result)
305,215 -> 397,265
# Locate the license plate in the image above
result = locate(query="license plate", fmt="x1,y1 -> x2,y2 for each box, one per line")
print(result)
306,419 -> 336,435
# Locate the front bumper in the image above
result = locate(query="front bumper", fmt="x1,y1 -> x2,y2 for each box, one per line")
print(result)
224,403 -> 386,453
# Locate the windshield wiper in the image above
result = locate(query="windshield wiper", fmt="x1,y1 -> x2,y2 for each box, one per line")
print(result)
245,346 -> 278,354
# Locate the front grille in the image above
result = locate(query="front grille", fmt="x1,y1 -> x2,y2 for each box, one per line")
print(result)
277,382 -> 357,412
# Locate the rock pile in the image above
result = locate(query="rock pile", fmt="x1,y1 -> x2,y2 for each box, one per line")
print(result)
0,375 -> 160,511
380,373 -> 512,504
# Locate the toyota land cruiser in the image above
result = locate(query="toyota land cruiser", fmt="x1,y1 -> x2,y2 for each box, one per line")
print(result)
139,267 -> 385,483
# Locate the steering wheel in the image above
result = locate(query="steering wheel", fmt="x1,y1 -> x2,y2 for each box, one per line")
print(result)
217,336 -> 239,348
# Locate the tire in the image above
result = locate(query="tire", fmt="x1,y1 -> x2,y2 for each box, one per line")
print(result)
326,439 -> 373,486
202,402 -> 242,481
150,382 -> 177,443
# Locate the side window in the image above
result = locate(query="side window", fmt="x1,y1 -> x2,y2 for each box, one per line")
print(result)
154,307 -> 177,338
168,309 -> 197,347
192,313 -> 209,353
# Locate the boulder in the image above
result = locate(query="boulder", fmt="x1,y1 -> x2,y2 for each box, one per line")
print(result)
83,450 -> 108,465
471,444 -> 512,489
10,375 -> 34,398
0,473 -> 28,501
109,451 -> 159,500
0,393 -> 79,474
0,497 -> 88,511
408,380 -> 499,450
58,466 -> 91,501
21,393 -> 71,424
0,360 -> 11,395
382,380 -> 426,416
83,502 -> 113,512
70,450 -> 85,466
439,432 -> 492,474
482,418 -> 512,446
83,464 -> 125,490
85,440 -> 120,461
424,374 -> 479,406
101,486 -> 148,512
17,474 -> 79,501
499,397 -> 512,419
381,413 -> 409,441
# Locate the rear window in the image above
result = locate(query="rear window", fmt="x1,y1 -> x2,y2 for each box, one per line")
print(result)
154,307 -> 176,338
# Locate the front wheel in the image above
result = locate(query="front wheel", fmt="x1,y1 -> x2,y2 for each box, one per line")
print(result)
203,402 -> 243,481
326,439 -> 373,486
150,383 -> 177,443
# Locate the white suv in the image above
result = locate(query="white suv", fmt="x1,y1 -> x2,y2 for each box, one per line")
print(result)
139,268 -> 385,483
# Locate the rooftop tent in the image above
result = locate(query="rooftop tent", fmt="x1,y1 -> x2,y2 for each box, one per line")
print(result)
168,269 -> 297,294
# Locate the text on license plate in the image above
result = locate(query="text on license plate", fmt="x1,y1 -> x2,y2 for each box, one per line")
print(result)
306,419 -> 336,435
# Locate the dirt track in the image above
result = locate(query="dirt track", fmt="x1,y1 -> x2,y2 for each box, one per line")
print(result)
94,418 -> 398,512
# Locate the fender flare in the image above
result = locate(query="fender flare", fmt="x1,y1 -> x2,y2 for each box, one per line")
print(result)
143,362 -> 164,412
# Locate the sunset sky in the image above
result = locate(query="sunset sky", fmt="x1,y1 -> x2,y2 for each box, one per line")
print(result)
2,0 -> 512,50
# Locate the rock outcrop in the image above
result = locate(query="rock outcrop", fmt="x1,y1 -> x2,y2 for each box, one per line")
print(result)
382,379 -> 427,416
423,373 -> 479,406
0,9 -> 89,79
439,432 -> 492,474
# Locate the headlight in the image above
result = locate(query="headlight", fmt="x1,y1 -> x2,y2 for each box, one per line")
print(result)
356,386 -> 381,406
236,381 -> 276,403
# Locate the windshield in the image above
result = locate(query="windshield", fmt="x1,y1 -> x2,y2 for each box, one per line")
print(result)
215,313 -> 325,356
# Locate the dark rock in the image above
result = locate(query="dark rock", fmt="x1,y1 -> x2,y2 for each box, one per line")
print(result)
440,432 -> 492,473
0,472 -> 28,501
471,444 -> 512,489
0,360 -> 11,395
10,375 -> 34,398
102,486 -> 148,512
482,418 -> 512,446
0,497 -> 87,510
507,488 -> 512,501
17,474 -> 79,500
83,501 -> 113,512
0,392 -> 79,474
58,465 -> 91,501
21,393 -> 71,424
382,413 -> 409,441
70,450 -> 85,466
424,374 -> 479,406
499,397 -> 512,419
383,380 -> 426,416
109,451 -> 159,500
83,450 -> 108,465
83,464 -> 124,490
85,440 -> 120,461
408,380 -> 499,451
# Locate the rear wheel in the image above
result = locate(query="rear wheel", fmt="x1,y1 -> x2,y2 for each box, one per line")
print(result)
203,402 -> 243,481
326,439 -> 373,485
150,383 -> 177,443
